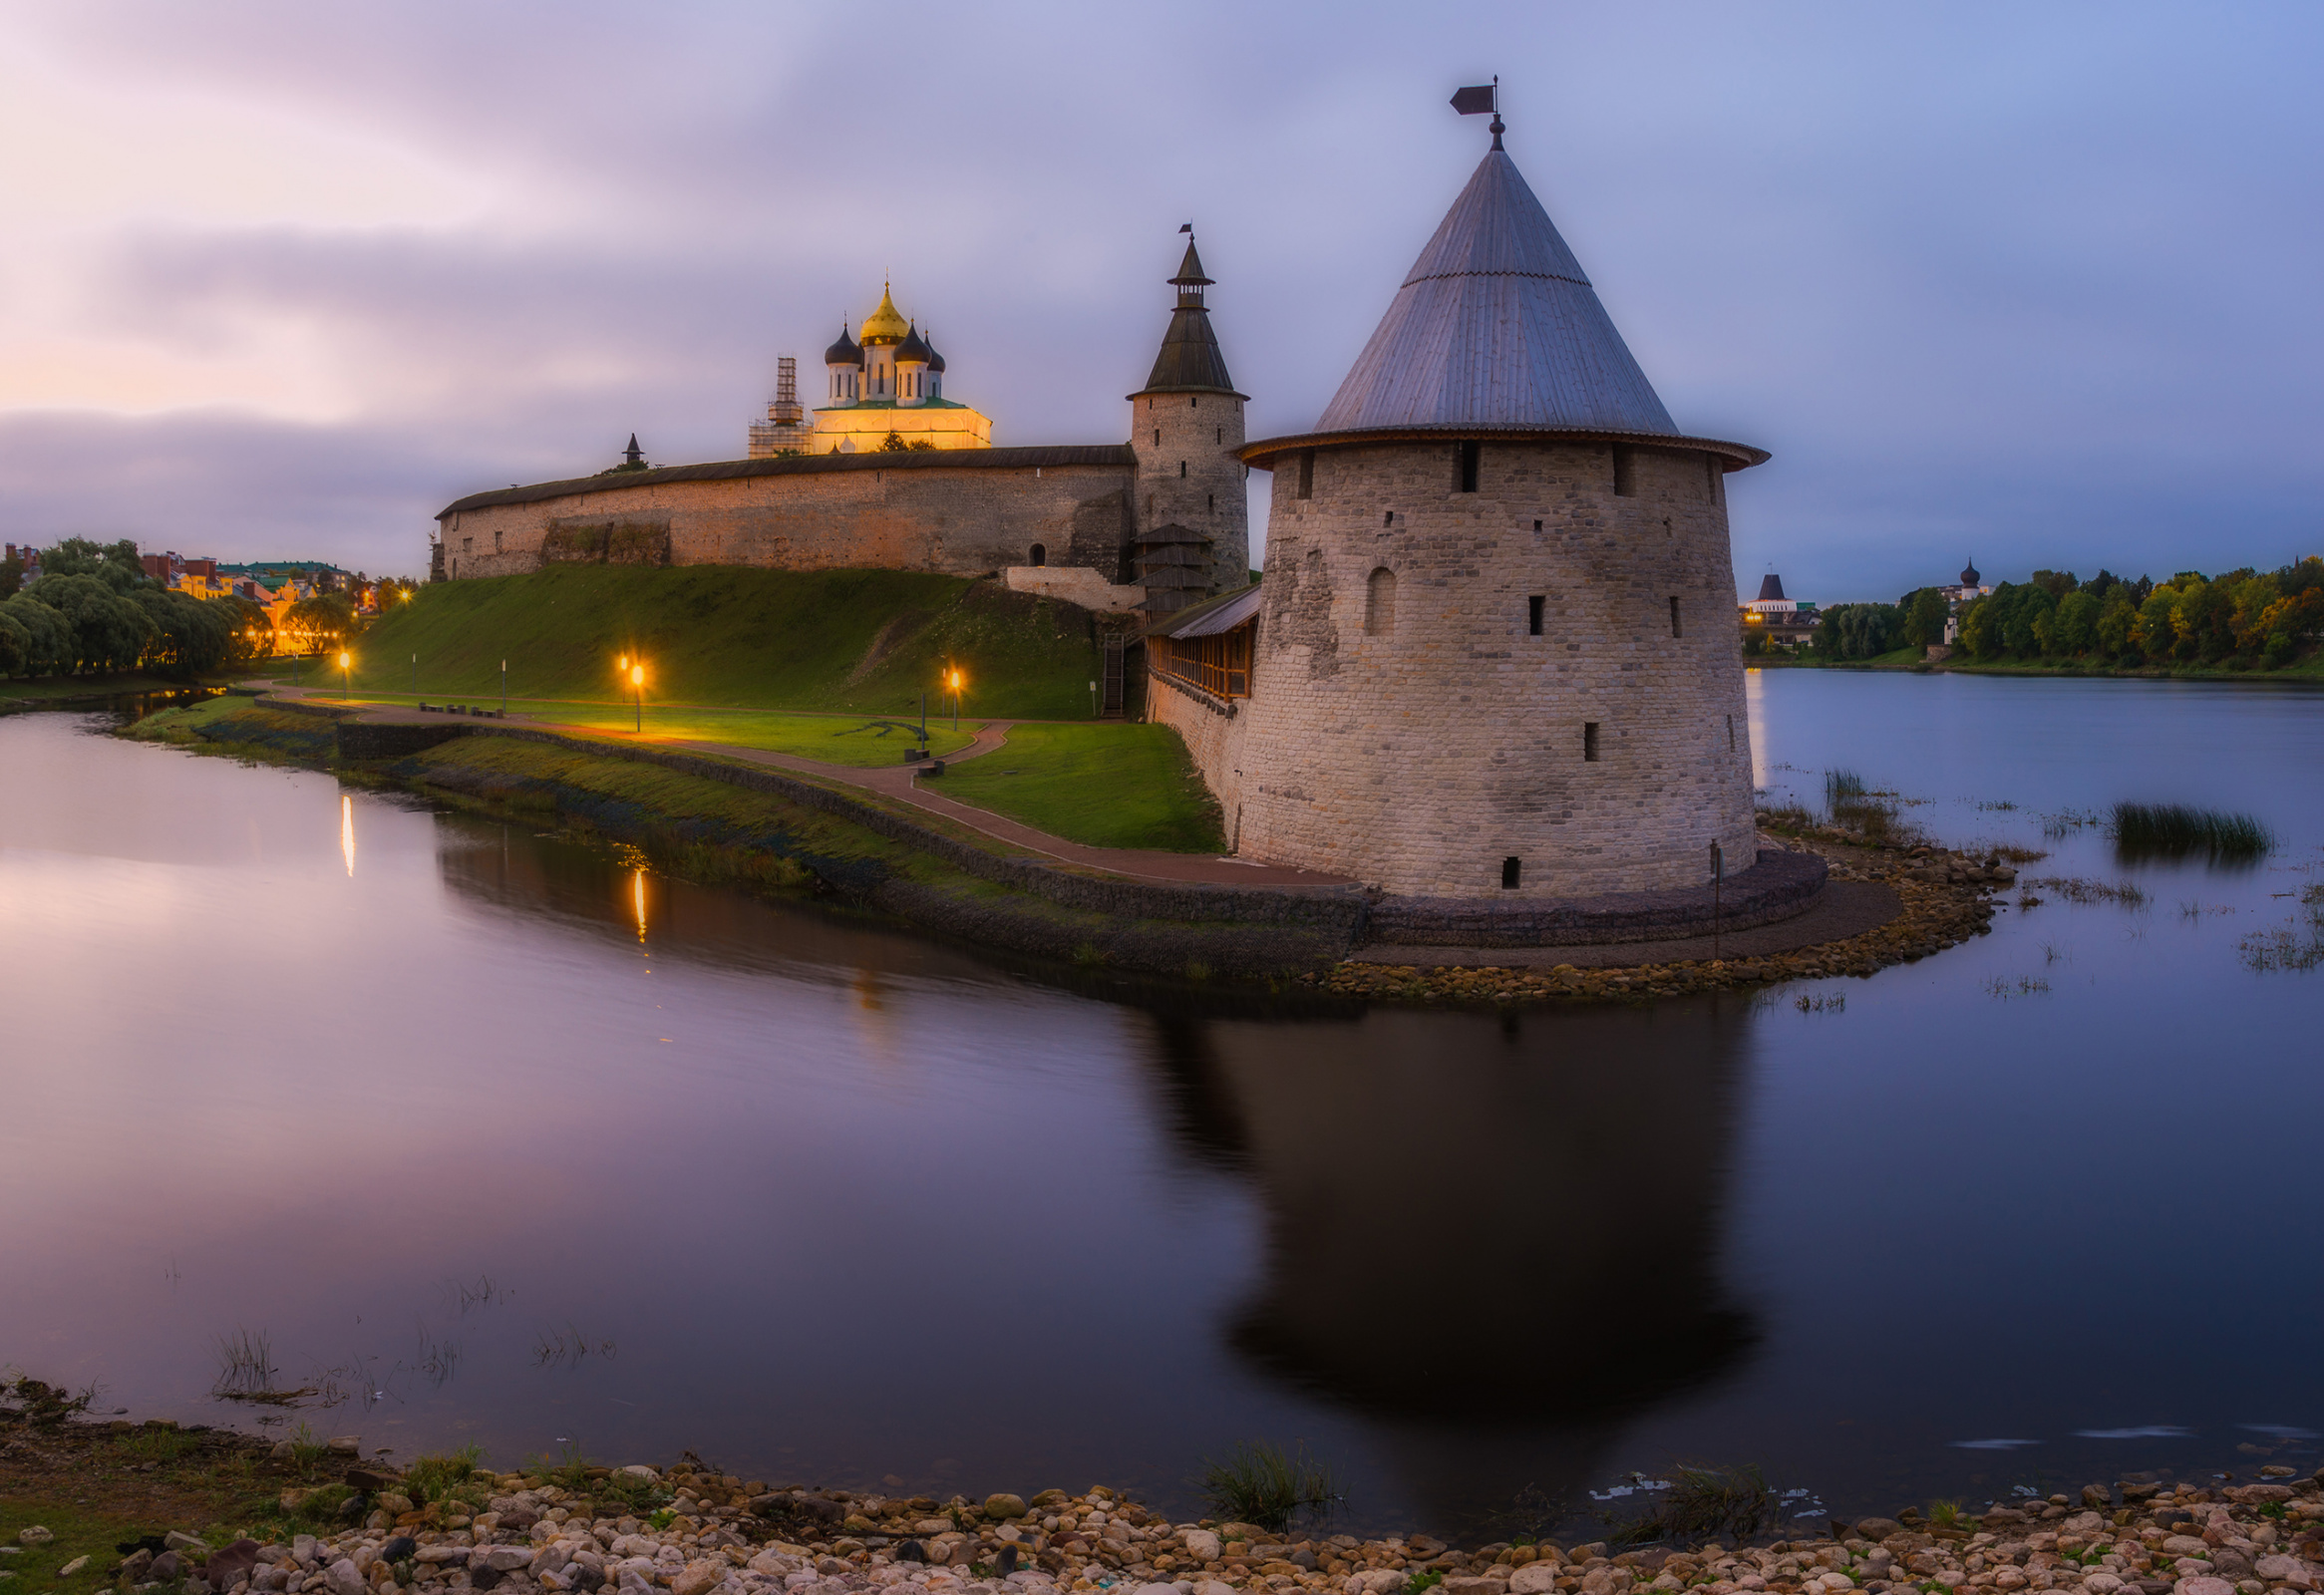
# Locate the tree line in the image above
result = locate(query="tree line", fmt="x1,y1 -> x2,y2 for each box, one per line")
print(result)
0,538 -> 360,679
1796,558 -> 2324,669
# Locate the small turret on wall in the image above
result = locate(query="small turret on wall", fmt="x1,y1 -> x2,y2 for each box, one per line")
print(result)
1129,233 -> 1248,613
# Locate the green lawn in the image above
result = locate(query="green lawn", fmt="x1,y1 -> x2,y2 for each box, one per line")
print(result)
937,722 -> 1225,852
342,565 -> 1107,718
322,694 -> 981,766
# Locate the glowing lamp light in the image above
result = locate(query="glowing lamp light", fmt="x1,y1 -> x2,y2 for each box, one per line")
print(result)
631,665 -> 644,688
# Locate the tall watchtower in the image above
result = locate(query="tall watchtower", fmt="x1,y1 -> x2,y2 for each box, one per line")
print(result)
1230,110 -> 1770,899
1129,234 -> 1248,610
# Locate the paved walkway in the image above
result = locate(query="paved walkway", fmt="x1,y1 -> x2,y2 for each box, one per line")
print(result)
248,682 -> 1353,890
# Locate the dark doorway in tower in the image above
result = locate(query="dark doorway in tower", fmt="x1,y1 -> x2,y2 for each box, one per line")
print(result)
1500,856 -> 1521,889
1027,544 -> 1045,567
1458,441 -> 1481,492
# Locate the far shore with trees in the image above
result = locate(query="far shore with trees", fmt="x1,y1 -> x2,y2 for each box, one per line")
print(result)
0,538 -> 372,683
1752,556 -> 2324,676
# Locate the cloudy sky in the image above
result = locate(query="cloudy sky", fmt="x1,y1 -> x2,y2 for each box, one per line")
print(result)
3,0 -> 2319,597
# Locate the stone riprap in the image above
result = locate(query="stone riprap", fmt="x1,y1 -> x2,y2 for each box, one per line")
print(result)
75,1462 -> 2324,1595
1318,838 -> 2012,1003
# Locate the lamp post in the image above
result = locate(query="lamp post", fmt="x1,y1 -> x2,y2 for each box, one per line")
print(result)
340,650 -> 352,701
411,652 -> 418,696
947,667 -> 963,731
500,659 -> 507,715
631,664 -> 644,733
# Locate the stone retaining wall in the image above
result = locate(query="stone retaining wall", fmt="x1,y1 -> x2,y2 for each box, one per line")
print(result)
1367,847 -> 1827,947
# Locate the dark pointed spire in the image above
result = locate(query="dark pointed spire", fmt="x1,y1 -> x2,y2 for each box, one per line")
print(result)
623,434 -> 644,467
1134,230 -> 1240,397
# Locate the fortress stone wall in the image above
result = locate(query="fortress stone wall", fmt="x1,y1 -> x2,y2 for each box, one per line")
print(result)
1195,437 -> 1759,898
437,448 -> 1137,583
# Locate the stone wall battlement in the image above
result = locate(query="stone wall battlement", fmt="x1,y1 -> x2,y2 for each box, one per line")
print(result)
435,448 -> 1140,583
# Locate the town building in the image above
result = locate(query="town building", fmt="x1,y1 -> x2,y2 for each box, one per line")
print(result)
1939,559 -> 1990,644
1740,572 -> 1819,647
1150,109 -> 1768,899
433,246 -> 1247,612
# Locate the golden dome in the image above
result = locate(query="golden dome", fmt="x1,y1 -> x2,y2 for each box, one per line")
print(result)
857,283 -> 909,344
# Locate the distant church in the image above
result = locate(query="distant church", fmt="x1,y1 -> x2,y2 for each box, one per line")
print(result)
748,285 -> 992,457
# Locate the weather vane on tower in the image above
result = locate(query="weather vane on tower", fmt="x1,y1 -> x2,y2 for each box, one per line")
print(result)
1450,76 -> 1502,149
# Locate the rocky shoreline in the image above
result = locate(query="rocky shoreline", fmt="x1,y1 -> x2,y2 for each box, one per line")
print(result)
1307,838 -> 2012,1004
13,1406 -> 2320,1595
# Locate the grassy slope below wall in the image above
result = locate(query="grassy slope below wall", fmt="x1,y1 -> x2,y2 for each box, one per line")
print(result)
345,566 -> 1105,718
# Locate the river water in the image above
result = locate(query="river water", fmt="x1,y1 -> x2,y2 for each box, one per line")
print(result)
2,670 -> 2320,1535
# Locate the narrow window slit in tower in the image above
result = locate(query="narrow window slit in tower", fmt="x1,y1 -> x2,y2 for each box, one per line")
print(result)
1154,430 -> 1161,446
1500,856 -> 1521,890
1365,567 -> 1397,636
1527,596 -> 1544,636
1179,461 -> 1187,478
1612,446 -> 1637,497
1583,722 -> 1601,762
1457,440 -> 1481,492
1670,596 -> 1682,638
1383,510 -> 1393,527
1295,451 -> 1314,500
1727,714 -> 1735,751
1533,519 -> 1543,531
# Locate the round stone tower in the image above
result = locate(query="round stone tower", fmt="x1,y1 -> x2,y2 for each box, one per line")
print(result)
1231,120 -> 1769,900
1130,235 -> 1249,602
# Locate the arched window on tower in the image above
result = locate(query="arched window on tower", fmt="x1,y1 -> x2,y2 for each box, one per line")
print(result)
1365,567 -> 1398,637
1029,543 -> 1046,567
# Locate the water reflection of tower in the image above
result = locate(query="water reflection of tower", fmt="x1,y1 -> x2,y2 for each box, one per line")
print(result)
1142,1002 -> 1760,1525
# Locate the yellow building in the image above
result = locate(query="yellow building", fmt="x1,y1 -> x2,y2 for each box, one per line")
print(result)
805,284 -> 993,454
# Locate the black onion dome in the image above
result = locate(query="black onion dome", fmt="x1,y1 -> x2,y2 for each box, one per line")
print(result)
1960,560 -> 1980,586
924,332 -> 945,374
896,323 -> 933,364
824,323 -> 861,366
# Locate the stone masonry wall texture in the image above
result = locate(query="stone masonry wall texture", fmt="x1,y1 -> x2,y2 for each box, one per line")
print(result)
439,461 -> 1136,583
1225,438 -> 1759,899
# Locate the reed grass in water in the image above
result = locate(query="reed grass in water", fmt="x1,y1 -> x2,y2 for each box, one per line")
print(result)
2110,802 -> 2273,861
1198,1440 -> 1337,1533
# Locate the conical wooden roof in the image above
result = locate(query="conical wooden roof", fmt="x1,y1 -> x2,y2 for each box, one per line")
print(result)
1315,149 -> 1677,436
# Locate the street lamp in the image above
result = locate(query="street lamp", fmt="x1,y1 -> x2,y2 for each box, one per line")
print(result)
947,666 -> 964,731
339,650 -> 352,701
631,663 -> 645,733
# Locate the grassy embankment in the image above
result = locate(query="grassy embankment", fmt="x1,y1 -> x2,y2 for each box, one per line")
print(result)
333,566 -> 1106,719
